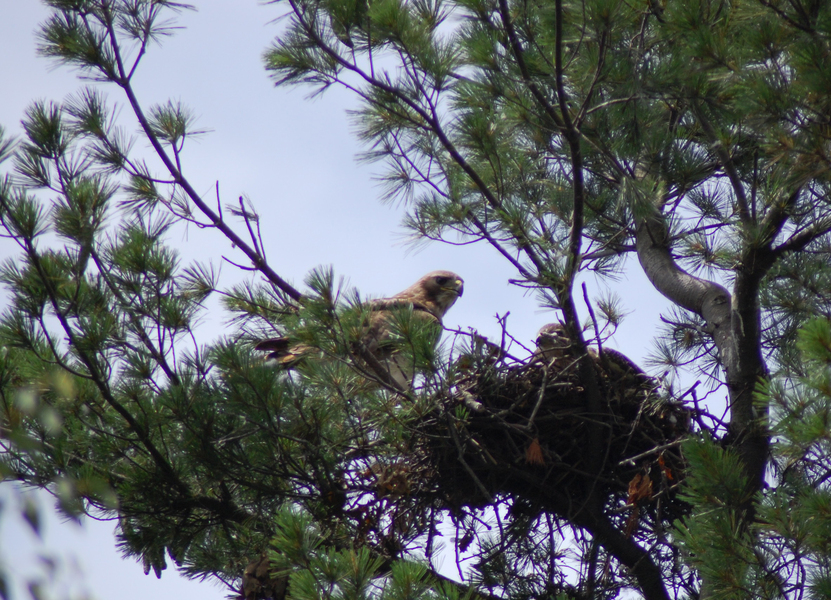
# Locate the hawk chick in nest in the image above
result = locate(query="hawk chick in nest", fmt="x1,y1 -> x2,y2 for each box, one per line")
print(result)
533,323 -> 649,381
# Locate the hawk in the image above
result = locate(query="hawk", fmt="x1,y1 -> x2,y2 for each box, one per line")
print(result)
256,270 -> 464,389
533,323 -> 573,364
533,323 -> 649,381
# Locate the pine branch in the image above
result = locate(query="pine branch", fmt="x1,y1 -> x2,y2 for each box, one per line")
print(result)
94,4 -> 303,304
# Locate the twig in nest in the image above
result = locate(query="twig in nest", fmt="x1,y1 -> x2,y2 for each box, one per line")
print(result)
446,412 -> 494,503
618,439 -> 686,466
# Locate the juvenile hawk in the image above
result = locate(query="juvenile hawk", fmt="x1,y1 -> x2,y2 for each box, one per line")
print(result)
256,270 -> 464,389
533,323 -> 648,381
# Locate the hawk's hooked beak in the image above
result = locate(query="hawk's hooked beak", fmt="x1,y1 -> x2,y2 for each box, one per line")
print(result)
454,279 -> 464,297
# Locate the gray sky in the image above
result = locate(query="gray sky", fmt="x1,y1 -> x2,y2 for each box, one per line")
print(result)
0,1 -> 678,599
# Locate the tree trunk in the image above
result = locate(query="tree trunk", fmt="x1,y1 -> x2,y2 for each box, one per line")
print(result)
635,213 -> 768,492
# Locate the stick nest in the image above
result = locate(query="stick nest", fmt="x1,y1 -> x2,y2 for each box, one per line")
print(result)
419,348 -> 692,529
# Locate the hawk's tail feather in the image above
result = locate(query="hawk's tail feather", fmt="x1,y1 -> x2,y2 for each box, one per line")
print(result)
255,338 -> 310,366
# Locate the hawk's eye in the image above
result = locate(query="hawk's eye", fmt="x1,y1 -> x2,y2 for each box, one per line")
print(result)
434,276 -> 449,285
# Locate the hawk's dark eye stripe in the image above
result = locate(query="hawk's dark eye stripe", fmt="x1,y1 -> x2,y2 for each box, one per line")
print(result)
435,277 -> 449,285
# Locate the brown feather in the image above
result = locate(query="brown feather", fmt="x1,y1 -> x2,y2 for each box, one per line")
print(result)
256,271 -> 464,388
532,323 -> 652,384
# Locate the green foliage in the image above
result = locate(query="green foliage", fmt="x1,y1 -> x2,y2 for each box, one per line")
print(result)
6,0 -> 831,599
0,97 -> 454,589
263,506 -> 459,600
672,319 -> 831,598
263,0 -> 831,328
674,439 -> 759,598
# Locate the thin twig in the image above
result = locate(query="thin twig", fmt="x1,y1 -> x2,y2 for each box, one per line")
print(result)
445,413 -> 494,503
582,282 -> 603,361
618,439 -> 686,467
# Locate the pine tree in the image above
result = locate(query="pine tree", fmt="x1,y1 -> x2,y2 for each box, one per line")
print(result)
2,1 -> 831,599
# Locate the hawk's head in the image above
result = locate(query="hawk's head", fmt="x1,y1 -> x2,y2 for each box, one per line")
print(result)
399,270 -> 464,319
535,323 -> 572,359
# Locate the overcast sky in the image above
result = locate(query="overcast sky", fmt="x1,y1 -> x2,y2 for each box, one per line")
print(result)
0,2 -> 679,599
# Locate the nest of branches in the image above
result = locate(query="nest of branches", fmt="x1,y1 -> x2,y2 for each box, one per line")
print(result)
238,345 -> 696,599
419,348 -> 692,533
